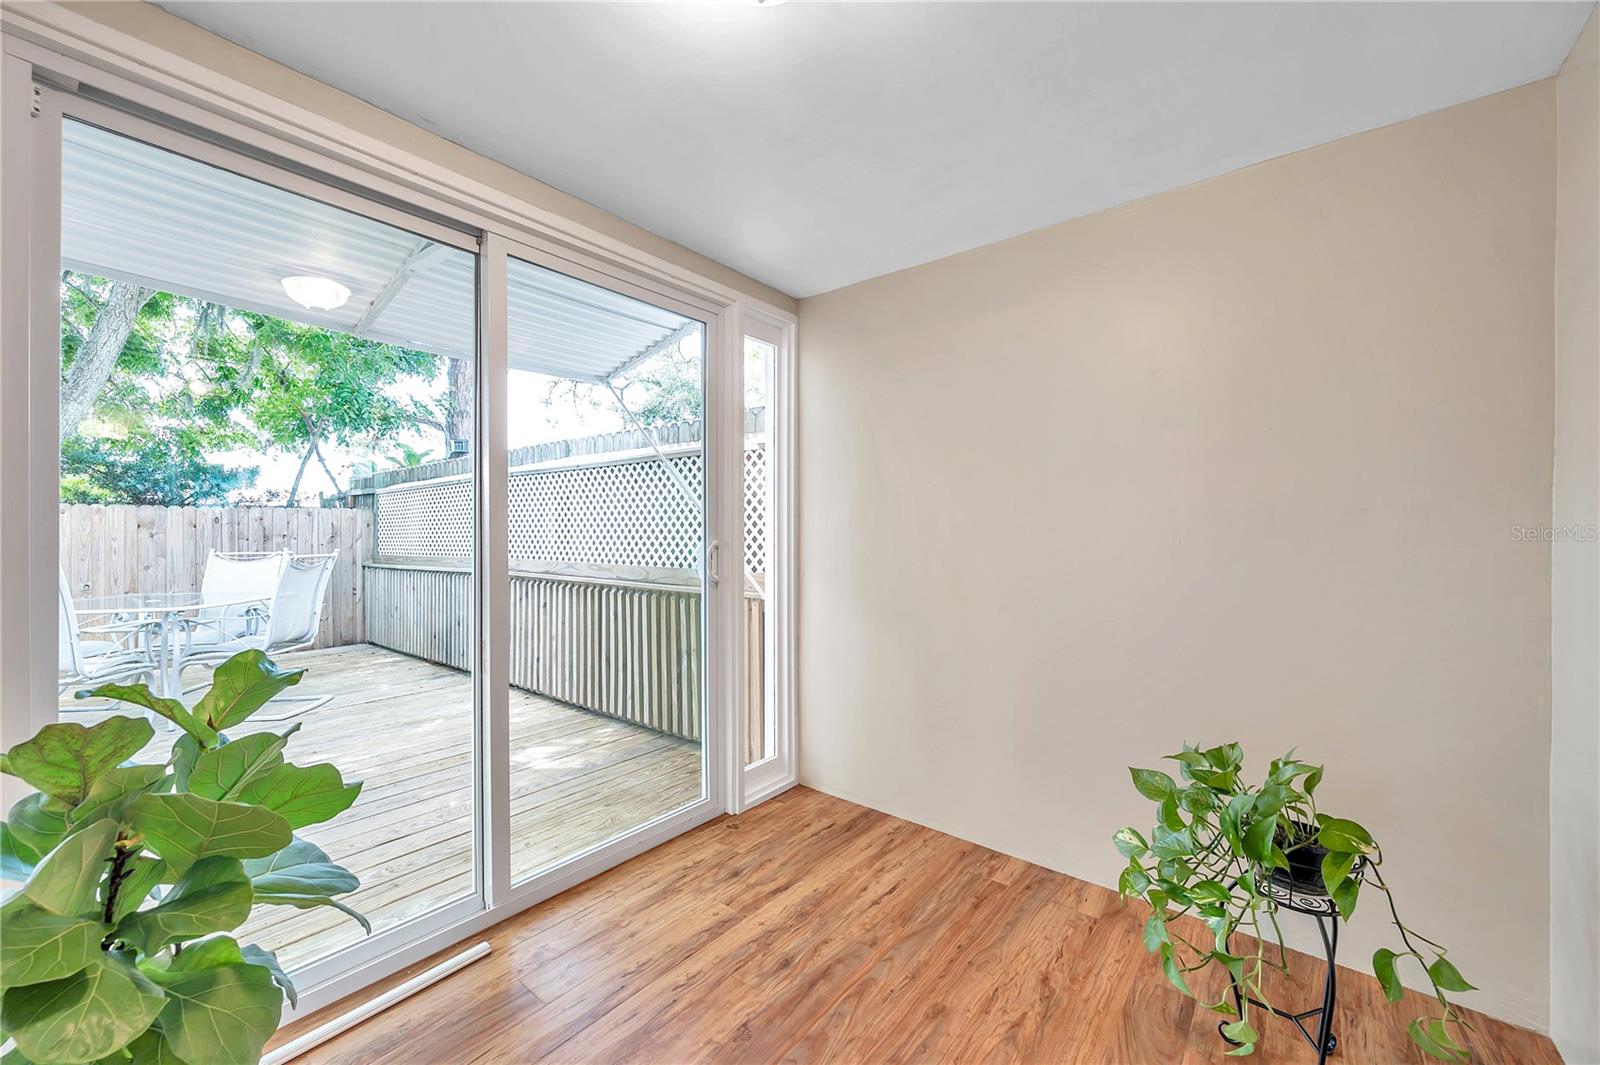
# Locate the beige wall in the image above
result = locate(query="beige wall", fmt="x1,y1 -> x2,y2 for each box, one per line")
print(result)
51,1 -> 797,314
1552,10 -> 1599,1063
798,82 -> 1556,1028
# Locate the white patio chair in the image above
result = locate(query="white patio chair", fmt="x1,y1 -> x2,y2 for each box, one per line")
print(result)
57,569 -> 155,697
194,550 -> 287,640
178,552 -> 338,718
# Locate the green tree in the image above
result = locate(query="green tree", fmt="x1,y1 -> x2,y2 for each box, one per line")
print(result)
60,431 -> 255,507
59,272 -> 453,506
213,313 -> 442,504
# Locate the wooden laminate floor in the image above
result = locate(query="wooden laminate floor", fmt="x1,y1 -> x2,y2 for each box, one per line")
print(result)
271,787 -> 1560,1065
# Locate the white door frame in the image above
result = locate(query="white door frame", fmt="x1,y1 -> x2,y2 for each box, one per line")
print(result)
735,311 -> 800,812
0,33 -> 769,1017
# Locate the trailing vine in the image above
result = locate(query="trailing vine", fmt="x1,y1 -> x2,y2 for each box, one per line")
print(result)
1114,743 -> 1475,1060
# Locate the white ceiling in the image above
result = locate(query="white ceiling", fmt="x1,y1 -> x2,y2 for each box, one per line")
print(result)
158,1 -> 1593,298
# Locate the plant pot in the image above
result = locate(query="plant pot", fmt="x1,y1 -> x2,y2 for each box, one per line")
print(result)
1273,820 -> 1331,896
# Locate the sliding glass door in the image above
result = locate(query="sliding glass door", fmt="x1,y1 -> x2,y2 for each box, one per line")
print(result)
499,254 -> 709,883
8,80 -> 744,1012
53,115 -> 483,973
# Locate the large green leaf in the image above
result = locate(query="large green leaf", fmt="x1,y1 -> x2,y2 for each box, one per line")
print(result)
1330,874 -> 1361,920
1409,1018 -> 1469,1062
1142,912 -> 1169,952
115,857 -> 252,956
239,943 -> 296,1009
1320,850 -> 1357,897
1427,956 -> 1476,993
1316,815 -> 1376,855
241,836 -> 357,896
169,734 -> 202,794
186,727 -> 298,802
193,651 -> 305,732
0,901 -> 107,989
1151,824 -> 1194,859
1119,862 -> 1152,898
1373,947 -> 1404,1003
1,822 -> 43,883
69,766 -> 169,829
1130,768 -> 1176,801
121,1028 -> 187,1065
244,837 -> 368,932
0,718 -> 153,806
1221,1019 -> 1259,1047
154,958 -> 282,1065
233,761 -> 361,830
1158,942 -> 1192,997
6,795 -> 69,863
22,821 -> 120,917
0,951 -> 167,1064
253,889 -> 370,932
144,932 -> 248,976
1112,827 -> 1148,859
1241,814 -> 1278,866
76,686 -> 214,748
125,794 -> 290,875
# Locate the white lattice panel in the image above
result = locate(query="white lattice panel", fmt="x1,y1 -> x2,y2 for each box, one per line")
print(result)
744,445 -> 768,576
375,444 -> 768,571
376,477 -> 472,557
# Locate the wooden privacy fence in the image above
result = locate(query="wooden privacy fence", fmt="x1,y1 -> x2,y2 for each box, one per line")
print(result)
58,503 -> 370,650
363,560 -> 765,749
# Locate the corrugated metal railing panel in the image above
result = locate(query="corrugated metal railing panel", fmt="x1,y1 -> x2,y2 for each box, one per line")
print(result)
364,564 -> 734,742
364,566 -> 473,668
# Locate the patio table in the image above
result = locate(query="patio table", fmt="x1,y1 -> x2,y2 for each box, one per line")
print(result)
74,590 -> 269,707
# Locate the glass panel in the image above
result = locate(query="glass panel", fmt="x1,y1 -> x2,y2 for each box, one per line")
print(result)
743,336 -> 775,766
504,256 -> 706,884
55,119 -> 479,970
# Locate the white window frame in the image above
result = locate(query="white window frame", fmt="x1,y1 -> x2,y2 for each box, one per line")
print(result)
736,311 -> 799,812
0,12 -> 790,1019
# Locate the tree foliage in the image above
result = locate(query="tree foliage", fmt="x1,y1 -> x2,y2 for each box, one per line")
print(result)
59,273 -> 463,506
0,651 -> 365,1065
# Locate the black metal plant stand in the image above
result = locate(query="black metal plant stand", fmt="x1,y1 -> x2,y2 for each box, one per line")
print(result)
1216,866 -> 1360,1065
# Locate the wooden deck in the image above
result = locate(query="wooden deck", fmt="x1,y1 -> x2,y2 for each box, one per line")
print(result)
66,643 -> 702,970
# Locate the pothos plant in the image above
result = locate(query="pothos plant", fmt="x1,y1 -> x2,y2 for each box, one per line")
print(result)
1114,742 -> 1475,1062
0,650 -> 367,1065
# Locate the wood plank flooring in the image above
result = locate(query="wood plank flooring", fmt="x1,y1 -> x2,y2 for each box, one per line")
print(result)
64,643 -> 702,970
270,787 -> 1561,1065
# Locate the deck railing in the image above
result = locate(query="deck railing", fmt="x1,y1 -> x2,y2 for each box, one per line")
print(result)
62,413 -> 768,751
363,558 -> 762,747
62,516 -> 760,750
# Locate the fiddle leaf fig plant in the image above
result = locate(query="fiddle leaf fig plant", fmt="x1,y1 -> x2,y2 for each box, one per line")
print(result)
1115,742 -> 1474,1061
0,650 -> 366,1065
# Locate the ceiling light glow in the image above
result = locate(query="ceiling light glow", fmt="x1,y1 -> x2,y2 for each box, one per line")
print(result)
280,275 -> 352,311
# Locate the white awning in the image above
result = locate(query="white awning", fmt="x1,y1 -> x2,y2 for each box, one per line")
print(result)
60,120 -> 697,382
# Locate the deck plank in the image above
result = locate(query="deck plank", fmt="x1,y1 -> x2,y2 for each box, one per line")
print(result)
65,642 -> 703,970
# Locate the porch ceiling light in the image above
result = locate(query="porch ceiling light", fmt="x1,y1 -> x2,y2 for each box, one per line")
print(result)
280,274 -> 352,311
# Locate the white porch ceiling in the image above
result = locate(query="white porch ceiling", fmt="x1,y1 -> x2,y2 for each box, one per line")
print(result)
156,1 -> 1595,298
63,121 -> 695,381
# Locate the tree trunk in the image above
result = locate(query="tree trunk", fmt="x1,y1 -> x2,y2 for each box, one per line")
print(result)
286,443 -> 314,507
445,357 -> 474,452
59,281 -> 151,438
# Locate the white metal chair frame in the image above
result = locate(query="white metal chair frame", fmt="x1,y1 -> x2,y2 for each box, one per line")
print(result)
176,552 -> 338,712
182,549 -> 289,646
57,569 -> 156,696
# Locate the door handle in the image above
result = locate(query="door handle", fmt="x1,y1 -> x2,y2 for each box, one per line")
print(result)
708,540 -> 721,586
